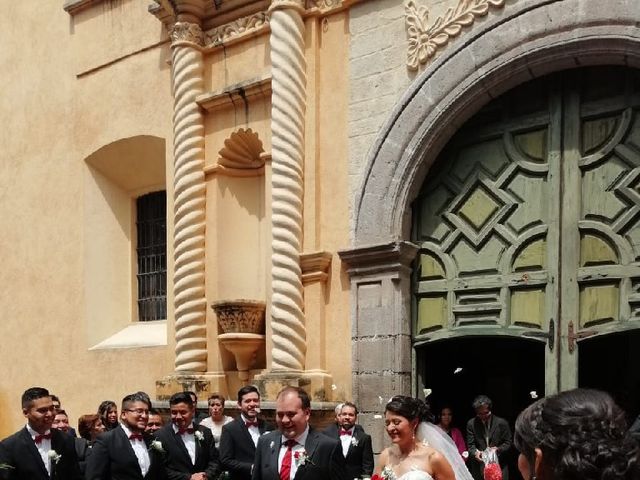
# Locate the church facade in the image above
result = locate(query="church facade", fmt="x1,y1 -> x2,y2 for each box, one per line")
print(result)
1,0 -> 639,450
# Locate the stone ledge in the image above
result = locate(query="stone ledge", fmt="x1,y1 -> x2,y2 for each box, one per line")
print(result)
89,320 -> 167,350
63,0 -> 103,15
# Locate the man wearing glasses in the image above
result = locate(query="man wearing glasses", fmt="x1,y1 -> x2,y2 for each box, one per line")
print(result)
86,392 -> 166,479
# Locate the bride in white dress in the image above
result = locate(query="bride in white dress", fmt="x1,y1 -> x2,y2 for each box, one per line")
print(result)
374,396 -> 474,480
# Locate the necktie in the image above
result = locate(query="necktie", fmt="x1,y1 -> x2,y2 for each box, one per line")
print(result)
280,439 -> 296,480
245,421 -> 258,428
178,427 -> 195,435
34,433 -> 52,444
129,433 -> 144,441
339,429 -> 351,436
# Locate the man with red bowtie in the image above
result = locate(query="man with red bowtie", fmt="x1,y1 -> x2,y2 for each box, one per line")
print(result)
219,386 -> 273,480
154,392 -> 220,480
85,392 -> 165,480
0,387 -> 82,480
323,402 -> 374,480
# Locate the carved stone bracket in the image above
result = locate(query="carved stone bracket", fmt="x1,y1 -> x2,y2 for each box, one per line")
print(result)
405,0 -> 507,70
212,299 -> 266,334
300,251 -> 333,284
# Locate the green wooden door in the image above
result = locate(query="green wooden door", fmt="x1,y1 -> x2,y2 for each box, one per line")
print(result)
412,67 -> 640,394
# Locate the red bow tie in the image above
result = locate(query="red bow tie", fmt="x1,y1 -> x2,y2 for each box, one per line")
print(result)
245,421 -> 258,428
34,433 -> 52,444
129,433 -> 144,441
339,429 -> 351,436
178,427 -> 195,435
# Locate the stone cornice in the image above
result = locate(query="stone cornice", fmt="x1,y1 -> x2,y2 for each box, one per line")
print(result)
63,0 -> 102,15
196,76 -> 271,112
338,241 -> 419,277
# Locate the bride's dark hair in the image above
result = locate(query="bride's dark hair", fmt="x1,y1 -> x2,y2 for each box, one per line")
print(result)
514,388 -> 639,480
385,395 -> 434,423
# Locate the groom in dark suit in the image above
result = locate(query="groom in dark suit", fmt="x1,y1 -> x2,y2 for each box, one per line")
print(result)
154,391 -> 220,480
0,387 -> 82,480
466,395 -> 512,480
85,392 -> 166,480
323,402 -> 374,479
219,386 -> 273,480
252,386 -> 347,480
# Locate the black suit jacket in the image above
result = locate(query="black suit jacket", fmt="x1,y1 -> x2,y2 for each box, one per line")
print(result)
154,424 -> 220,480
251,428 -> 347,480
322,424 -> 374,479
0,427 -> 82,480
219,417 -> 273,480
466,415 -> 511,480
85,425 -> 166,480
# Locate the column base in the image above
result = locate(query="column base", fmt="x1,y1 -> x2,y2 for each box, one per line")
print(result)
253,370 -> 334,401
155,372 -> 228,401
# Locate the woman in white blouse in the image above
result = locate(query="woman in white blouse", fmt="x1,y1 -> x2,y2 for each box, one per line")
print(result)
199,393 -> 233,448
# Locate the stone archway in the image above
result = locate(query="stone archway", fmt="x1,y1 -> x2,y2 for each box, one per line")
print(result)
340,0 -> 640,448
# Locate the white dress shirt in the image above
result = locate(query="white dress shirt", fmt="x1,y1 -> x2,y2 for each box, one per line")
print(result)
26,424 -> 52,476
339,427 -> 354,457
120,423 -> 150,476
173,423 -> 196,464
241,414 -> 260,446
278,425 -> 309,480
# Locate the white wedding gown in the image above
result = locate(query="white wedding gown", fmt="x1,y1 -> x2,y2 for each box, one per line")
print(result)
397,471 -> 434,480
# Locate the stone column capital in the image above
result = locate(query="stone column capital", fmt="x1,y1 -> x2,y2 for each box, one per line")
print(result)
170,21 -> 204,47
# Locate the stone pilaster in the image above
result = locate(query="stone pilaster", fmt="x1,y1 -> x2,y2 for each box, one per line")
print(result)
338,241 -> 419,452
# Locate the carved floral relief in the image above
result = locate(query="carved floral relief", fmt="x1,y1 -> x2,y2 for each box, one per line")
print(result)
405,0 -> 507,70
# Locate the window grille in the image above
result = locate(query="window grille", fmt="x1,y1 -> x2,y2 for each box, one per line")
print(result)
136,191 -> 167,321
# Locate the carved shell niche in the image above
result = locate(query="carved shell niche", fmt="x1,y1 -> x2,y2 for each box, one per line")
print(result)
218,128 -> 265,170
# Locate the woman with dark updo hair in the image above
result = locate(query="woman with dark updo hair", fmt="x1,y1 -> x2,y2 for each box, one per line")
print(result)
374,395 -> 472,480
514,388 -> 640,480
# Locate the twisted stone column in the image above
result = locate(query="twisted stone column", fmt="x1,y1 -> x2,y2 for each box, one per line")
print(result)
269,0 -> 307,372
170,22 -> 207,372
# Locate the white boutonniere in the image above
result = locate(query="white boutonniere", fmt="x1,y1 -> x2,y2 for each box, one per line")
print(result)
194,430 -> 204,442
293,450 -> 314,467
150,440 -> 165,454
48,450 -> 62,464
350,436 -> 359,447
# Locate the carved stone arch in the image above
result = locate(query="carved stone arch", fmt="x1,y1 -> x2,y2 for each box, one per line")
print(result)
342,0 -> 640,431
353,0 -> 640,247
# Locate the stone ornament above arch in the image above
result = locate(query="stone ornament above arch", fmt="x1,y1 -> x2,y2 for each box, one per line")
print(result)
353,0 -> 640,247
218,128 -> 265,169
405,0 -> 507,70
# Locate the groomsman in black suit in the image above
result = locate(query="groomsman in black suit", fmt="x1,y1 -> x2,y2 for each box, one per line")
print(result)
0,387 -> 82,480
252,387 -> 347,480
323,402 -> 374,479
219,386 -> 273,480
85,392 -> 166,480
154,392 -> 220,480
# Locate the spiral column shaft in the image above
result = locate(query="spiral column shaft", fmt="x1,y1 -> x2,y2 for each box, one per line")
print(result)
269,0 -> 308,372
170,22 -> 207,372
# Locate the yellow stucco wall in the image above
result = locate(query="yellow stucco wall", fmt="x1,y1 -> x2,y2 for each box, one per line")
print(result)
0,0 -> 352,435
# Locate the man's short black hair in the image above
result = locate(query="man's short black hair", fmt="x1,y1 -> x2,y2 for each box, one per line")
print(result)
22,387 -> 50,409
237,385 -> 260,403
341,401 -> 359,415
170,391 -> 194,407
122,392 -> 151,411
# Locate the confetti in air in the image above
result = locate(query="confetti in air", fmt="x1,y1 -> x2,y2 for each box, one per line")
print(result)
254,408 -> 261,413
529,391 -> 538,399
331,384 -> 337,391
423,388 -> 432,398
374,414 -> 382,419
454,367 -> 463,374
378,396 -> 384,405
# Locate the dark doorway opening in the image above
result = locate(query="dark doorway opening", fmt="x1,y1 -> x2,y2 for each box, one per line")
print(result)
579,330 -> 640,423
417,336 -> 545,480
